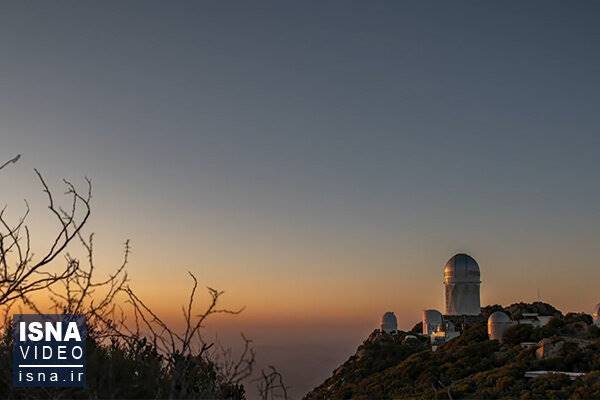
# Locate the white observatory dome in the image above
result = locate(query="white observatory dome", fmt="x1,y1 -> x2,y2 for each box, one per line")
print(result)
444,253 -> 481,284
381,311 -> 398,333
444,253 -> 482,316
422,309 -> 443,335
487,311 -> 513,342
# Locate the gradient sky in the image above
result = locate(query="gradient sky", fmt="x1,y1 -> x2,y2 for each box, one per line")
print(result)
1,2 -> 600,396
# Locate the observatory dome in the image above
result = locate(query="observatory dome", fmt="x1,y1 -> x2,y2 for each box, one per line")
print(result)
444,253 -> 481,284
488,311 -> 511,323
487,311 -> 512,342
422,309 -> 443,335
381,311 -> 398,333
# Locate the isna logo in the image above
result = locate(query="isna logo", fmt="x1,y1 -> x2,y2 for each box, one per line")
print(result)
12,314 -> 86,387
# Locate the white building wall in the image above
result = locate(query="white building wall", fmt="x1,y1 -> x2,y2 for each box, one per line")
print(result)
488,320 -> 514,342
422,310 -> 443,335
445,282 -> 481,315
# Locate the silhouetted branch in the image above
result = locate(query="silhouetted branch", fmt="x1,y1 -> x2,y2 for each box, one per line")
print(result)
217,333 -> 256,385
0,159 -> 285,399
255,366 -> 289,400
0,168 -> 91,306
0,154 -> 20,172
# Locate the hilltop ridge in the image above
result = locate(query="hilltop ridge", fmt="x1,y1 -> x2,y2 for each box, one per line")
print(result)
305,302 -> 600,399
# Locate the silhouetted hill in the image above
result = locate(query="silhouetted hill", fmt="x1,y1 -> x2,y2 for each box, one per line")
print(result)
305,303 -> 600,399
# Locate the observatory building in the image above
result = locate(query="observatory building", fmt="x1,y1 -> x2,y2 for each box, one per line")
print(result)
417,253 -> 483,345
422,309 -> 443,335
378,253 -> 483,345
487,311 -> 514,342
381,311 -> 398,333
422,309 -> 460,344
593,303 -> 600,327
444,253 -> 481,315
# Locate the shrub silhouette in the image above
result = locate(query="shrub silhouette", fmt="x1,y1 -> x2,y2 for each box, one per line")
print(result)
0,156 -> 286,400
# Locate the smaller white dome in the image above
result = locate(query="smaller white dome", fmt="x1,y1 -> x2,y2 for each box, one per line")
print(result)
381,311 -> 398,333
422,309 -> 443,335
488,311 -> 511,323
487,311 -> 513,342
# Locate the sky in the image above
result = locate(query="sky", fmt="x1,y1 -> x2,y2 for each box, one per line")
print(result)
1,1 -> 600,397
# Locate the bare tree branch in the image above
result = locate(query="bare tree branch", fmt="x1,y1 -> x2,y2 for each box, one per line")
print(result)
0,154 -> 20,171
0,169 -> 91,306
255,366 -> 289,400
0,160 -> 285,399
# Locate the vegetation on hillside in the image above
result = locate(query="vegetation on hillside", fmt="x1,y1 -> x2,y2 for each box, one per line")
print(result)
306,304 -> 600,399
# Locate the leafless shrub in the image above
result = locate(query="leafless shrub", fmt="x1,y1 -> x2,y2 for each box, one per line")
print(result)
0,155 -> 91,308
255,366 -> 289,400
0,155 -> 285,399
